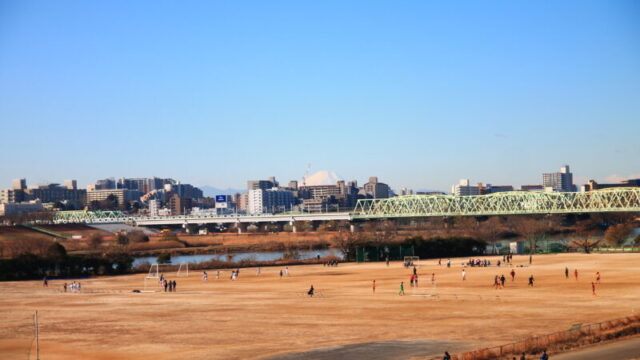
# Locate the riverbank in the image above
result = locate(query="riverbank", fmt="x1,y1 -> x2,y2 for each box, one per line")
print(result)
2,253 -> 639,360
60,231 -> 337,257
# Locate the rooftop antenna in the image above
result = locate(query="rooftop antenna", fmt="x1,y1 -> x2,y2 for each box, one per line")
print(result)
303,163 -> 311,186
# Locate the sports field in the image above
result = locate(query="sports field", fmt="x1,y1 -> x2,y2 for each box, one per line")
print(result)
1,253 -> 640,360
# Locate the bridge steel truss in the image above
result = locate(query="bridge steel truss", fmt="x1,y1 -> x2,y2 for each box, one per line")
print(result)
52,188 -> 640,224
352,188 -> 640,219
53,210 -> 131,224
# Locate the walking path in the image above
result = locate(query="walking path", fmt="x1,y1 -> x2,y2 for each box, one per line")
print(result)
264,340 -> 469,360
553,336 -> 640,360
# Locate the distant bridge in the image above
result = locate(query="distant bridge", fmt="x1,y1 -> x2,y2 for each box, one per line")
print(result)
53,188 -> 640,226
353,187 -> 640,218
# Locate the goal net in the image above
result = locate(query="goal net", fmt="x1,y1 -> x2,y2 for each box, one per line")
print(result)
146,263 -> 189,278
176,262 -> 189,277
404,256 -> 420,266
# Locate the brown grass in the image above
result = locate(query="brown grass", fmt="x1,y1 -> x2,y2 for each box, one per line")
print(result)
2,253 -> 640,360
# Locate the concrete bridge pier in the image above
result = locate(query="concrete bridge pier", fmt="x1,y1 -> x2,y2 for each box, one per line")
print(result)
183,223 -> 197,234
235,222 -> 247,234
289,220 -> 296,233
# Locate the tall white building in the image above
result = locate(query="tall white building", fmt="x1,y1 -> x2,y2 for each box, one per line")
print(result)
543,165 -> 576,192
248,188 -> 294,214
148,199 -> 161,216
451,179 -> 481,196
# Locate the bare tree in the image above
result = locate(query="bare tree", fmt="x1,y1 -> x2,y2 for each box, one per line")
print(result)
114,232 -> 129,247
477,217 -> 504,254
128,230 -> 149,243
603,223 -> 635,247
510,216 -> 553,263
570,228 -> 602,254
368,220 -> 398,246
331,230 -> 364,261
88,233 -> 103,250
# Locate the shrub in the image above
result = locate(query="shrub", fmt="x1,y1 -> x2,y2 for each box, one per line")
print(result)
157,253 -> 171,264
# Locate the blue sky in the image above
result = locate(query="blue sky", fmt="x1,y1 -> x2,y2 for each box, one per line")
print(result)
0,1 -> 639,192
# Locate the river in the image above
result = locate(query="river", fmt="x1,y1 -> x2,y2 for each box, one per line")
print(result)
132,248 -> 343,267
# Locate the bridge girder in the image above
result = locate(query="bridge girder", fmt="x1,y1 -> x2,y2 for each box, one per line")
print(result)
51,188 -> 640,224
353,188 -> 640,219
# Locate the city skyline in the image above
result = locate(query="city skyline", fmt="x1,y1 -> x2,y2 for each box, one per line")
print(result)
3,165 -> 640,196
1,1 -> 639,191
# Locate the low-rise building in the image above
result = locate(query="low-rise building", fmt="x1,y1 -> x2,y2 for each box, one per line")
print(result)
87,189 -> 143,207
363,177 -> 390,198
0,201 -> 44,216
452,179 -> 482,196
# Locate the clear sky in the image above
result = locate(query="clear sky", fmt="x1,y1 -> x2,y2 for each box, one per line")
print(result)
1,1 -> 639,192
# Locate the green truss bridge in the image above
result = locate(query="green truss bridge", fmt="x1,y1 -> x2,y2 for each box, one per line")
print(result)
352,188 -> 640,219
52,188 -> 640,225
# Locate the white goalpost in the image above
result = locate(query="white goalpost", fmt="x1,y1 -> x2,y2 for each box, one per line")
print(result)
146,262 -> 189,278
143,262 -> 189,291
404,256 -> 420,266
176,262 -> 189,277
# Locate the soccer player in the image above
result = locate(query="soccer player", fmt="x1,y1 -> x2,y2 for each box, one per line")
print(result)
431,273 -> 436,284
308,285 -> 314,297
595,272 -> 601,284
510,269 -> 516,281
565,267 -> 569,279
528,275 -> 534,287
461,269 -> 466,281
592,282 -> 596,296
372,280 -> 376,293
574,269 -> 578,281
399,282 -> 405,295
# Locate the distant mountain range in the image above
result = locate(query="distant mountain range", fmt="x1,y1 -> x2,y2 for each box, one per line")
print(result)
199,185 -> 445,197
414,189 -> 447,194
199,186 -> 246,197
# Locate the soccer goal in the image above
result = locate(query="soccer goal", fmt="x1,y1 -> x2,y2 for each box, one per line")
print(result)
404,256 -> 420,267
176,262 -> 189,277
146,262 -> 189,278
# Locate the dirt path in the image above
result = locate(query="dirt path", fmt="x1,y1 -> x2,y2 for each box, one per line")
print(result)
553,336 -> 640,360
264,340 -> 470,360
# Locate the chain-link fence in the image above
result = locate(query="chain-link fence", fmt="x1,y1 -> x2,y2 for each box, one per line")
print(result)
455,314 -> 640,360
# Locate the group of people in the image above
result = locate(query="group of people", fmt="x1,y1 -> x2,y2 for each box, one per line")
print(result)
63,281 -> 82,293
493,274 -> 507,289
443,350 -> 549,360
230,268 -> 240,280
324,260 -> 339,267
466,258 -> 494,267
162,279 -> 177,292
403,260 -> 415,268
437,258 -> 452,267
279,267 -> 291,278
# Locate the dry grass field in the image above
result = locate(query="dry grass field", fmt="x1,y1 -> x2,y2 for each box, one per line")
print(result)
1,253 -> 640,360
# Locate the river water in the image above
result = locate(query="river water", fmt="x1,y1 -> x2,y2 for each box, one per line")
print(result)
132,248 -> 343,267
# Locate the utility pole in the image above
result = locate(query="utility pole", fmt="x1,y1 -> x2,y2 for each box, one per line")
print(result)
35,310 -> 40,360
